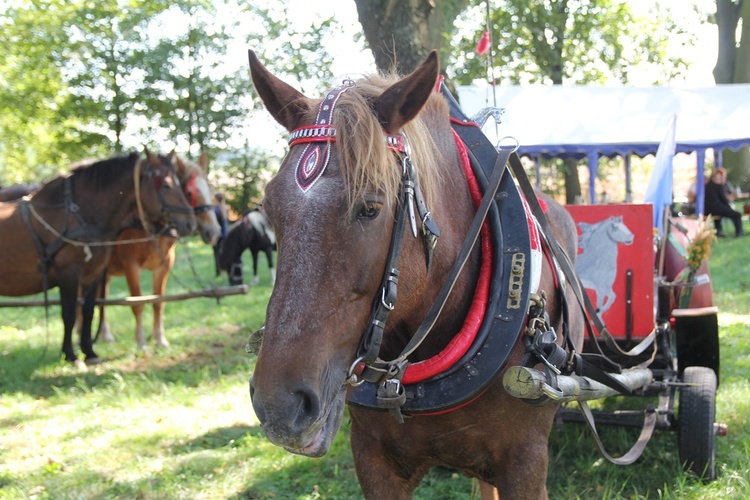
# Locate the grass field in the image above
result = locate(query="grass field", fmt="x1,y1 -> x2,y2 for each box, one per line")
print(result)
1,222 -> 748,499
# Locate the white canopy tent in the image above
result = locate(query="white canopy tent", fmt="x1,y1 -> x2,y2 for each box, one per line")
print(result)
456,84 -> 750,213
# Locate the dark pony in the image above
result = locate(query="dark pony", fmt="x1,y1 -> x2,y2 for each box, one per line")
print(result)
0,150 -> 195,367
218,209 -> 276,286
247,50 -> 584,498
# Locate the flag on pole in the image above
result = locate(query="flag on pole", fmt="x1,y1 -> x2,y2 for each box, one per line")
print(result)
644,115 -> 677,235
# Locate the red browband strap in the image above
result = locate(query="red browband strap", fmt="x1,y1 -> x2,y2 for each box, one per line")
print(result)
288,124 -> 406,153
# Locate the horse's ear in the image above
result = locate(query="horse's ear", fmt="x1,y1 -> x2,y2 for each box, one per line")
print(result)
374,51 -> 440,134
198,151 -> 209,173
248,49 -> 310,132
144,147 -> 160,168
172,153 -> 186,175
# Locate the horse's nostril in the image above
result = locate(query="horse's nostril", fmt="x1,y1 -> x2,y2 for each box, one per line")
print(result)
293,385 -> 321,426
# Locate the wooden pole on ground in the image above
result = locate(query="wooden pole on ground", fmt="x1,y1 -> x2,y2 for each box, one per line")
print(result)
0,285 -> 249,308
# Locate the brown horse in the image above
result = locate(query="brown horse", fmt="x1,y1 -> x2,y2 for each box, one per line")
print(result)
247,51 -> 584,498
0,150 -> 196,366
96,152 -> 221,350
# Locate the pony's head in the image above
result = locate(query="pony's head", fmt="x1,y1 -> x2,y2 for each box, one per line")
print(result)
139,148 -> 197,237
248,50 -> 464,457
170,151 -> 221,244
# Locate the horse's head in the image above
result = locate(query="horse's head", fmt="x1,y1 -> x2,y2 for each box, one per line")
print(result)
607,216 -> 634,245
138,148 -> 196,237
247,50 -> 462,457
170,151 -> 221,244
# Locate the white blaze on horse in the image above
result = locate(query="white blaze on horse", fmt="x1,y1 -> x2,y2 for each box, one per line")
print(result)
246,49 -> 585,499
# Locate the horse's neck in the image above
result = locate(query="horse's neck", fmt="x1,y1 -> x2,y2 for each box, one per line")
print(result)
579,224 -> 614,262
82,173 -> 138,232
225,227 -> 249,260
582,224 -> 606,245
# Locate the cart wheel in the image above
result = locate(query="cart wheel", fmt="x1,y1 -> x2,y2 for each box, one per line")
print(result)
678,366 -> 717,481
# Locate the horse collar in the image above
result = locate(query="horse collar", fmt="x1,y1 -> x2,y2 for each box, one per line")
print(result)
347,84 -> 536,416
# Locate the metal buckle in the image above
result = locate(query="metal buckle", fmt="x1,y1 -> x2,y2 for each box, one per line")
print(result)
381,287 -> 395,311
345,356 -> 366,386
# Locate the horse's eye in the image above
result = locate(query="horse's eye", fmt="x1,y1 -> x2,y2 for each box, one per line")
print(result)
357,203 -> 381,221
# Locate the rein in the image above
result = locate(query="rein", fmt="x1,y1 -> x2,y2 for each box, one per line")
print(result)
351,147 -> 511,388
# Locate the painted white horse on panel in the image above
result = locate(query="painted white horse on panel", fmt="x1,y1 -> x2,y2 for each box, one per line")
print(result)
576,216 -> 634,315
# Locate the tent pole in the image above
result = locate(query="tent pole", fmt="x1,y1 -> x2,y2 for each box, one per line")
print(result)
625,154 -> 632,202
696,149 -> 706,215
588,153 -> 599,204
535,154 -> 542,190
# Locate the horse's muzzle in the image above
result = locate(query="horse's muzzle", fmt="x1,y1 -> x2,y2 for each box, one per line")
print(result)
249,376 -> 344,457
173,217 -> 197,237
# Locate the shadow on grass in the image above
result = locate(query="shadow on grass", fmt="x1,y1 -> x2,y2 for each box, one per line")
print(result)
229,435 -> 360,500
171,425 -> 264,455
546,412 -> 700,498
0,329 -> 256,399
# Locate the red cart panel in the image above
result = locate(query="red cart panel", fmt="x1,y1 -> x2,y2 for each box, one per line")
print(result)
566,204 -> 655,339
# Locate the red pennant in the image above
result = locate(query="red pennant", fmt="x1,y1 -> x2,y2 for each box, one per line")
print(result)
475,31 -> 490,55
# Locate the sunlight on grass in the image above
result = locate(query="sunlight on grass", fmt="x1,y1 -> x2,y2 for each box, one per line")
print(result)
1,231 -> 749,498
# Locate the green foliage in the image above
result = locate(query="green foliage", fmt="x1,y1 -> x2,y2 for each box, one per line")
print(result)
449,0 -> 692,86
138,2 -> 248,156
0,0 -> 328,191
243,3 -> 338,95
0,1 -> 80,182
214,146 -> 279,215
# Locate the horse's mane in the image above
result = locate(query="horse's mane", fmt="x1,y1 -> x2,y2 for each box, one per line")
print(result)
331,73 -> 447,214
68,152 -> 141,189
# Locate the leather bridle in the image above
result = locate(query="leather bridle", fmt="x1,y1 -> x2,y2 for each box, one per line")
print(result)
183,172 -> 214,215
135,159 -> 194,234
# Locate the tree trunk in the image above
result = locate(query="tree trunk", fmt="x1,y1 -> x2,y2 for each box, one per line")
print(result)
563,157 -> 582,204
354,0 -> 432,74
713,0 -> 742,83
734,0 -> 750,83
714,0 -> 749,189
353,0 -> 469,74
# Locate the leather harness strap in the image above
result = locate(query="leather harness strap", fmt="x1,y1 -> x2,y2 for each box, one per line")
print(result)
579,400 -> 658,465
355,146 -> 512,385
506,152 -> 659,463
507,153 -> 657,384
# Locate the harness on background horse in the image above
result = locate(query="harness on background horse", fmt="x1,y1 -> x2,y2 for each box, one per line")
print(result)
18,159 -> 190,302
